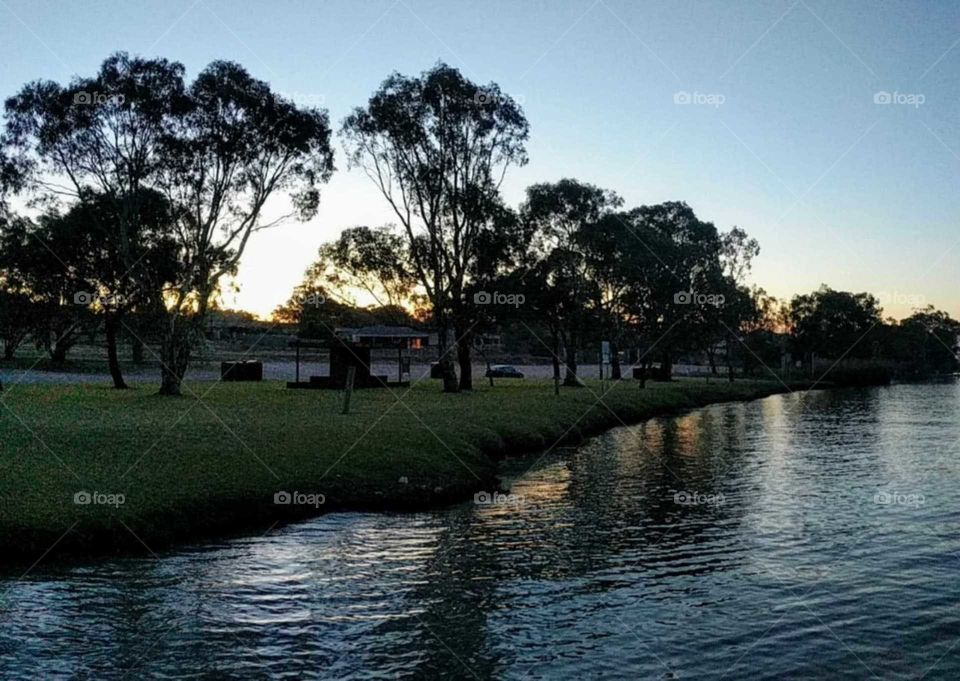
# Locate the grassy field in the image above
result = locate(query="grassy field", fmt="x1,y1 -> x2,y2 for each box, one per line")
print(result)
0,377 -> 808,560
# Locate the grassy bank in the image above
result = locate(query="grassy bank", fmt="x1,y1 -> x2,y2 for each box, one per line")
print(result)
0,377 -> 813,561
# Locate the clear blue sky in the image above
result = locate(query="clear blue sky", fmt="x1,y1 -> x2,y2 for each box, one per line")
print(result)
1,0 -> 958,319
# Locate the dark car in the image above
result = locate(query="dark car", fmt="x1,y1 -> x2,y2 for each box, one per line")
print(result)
485,365 -> 524,379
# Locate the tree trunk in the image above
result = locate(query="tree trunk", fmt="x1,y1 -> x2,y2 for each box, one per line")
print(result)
436,327 -> 459,393
158,316 -> 192,396
563,332 -> 582,387
105,314 -> 127,389
660,351 -> 673,381
50,341 -> 68,365
456,326 -> 473,391
551,335 -> 562,383
3,343 -> 14,360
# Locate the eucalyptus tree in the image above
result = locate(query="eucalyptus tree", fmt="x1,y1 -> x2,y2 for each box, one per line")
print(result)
342,63 -> 528,392
277,224 -> 421,337
701,226 -> 761,380
0,290 -> 32,360
454,200 -> 526,389
0,213 -> 92,363
577,211 -> 640,379
3,53 -> 335,394
519,179 -> 622,385
788,286 -> 883,362
618,202 -> 726,379
890,307 -> 960,376
3,53 -> 187,382
153,60 -> 335,394
49,191 -> 179,387
308,225 -> 419,312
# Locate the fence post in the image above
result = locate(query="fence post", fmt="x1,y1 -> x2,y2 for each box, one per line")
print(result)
342,366 -> 356,415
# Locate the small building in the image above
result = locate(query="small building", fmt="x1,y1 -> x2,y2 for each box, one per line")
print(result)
335,325 -> 430,349
288,328 -> 429,390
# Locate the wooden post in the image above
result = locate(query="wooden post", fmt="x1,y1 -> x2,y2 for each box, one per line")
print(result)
554,373 -> 560,396
342,366 -> 356,415
295,341 -> 300,384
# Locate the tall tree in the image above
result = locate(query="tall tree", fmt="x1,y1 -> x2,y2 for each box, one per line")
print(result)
624,201 -> 725,379
700,226 -> 761,380
154,60 -> 335,394
0,213 -> 92,363
519,179 -> 622,385
49,190 -> 179,387
2,52 -> 187,385
341,62 -> 528,392
3,53 -> 335,394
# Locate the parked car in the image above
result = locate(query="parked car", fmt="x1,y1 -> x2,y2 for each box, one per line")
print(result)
485,365 -> 524,379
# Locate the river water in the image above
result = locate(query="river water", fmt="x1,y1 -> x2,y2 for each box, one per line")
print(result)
2,381 -> 959,679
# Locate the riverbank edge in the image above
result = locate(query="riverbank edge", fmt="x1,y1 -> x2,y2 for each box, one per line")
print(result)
3,379 -> 823,566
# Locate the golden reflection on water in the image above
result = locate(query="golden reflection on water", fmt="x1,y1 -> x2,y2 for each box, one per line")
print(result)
497,461 -> 572,512
671,412 -> 703,457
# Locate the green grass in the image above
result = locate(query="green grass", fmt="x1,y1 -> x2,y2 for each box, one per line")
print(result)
0,377 -> 806,560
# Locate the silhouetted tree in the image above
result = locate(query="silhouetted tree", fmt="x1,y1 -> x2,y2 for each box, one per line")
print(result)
152,60 -> 334,394
342,62 -> 528,392
519,179 -> 622,385
0,288 -> 34,360
622,202 -> 725,380
788,285 -> 883,362
3,53 -> 188,381
0,214 -> 93,363
48,191 -> 179,388
886,306 -> 960,376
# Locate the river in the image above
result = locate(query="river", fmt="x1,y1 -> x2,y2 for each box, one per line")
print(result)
2,381 -> 959,679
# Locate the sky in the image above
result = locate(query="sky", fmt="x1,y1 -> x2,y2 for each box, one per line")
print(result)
1,0 -> 958,320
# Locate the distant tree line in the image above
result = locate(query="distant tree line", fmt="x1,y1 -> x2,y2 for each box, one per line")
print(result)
1,57 -> 956,393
